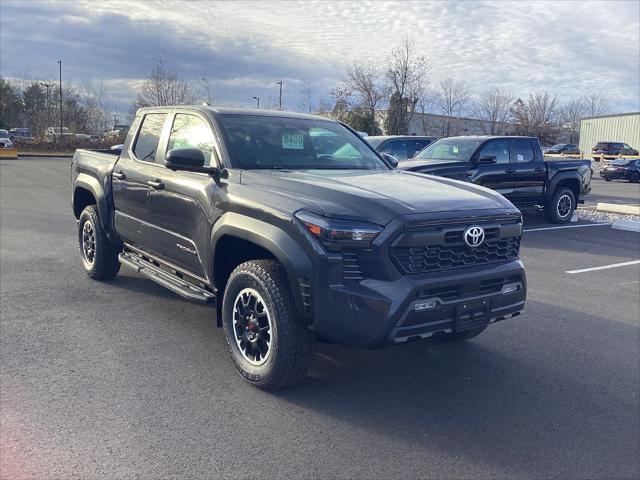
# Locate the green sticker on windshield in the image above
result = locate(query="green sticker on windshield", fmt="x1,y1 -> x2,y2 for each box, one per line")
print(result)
282,131 -> 304,149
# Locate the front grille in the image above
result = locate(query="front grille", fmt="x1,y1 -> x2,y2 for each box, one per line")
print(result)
392,220 -> 521,275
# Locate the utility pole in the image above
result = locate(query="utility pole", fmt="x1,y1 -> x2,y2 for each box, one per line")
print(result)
253,96 -> 260,109
276,81 -> 282,110
40,82 -> 54,137
57,60 -> 63,146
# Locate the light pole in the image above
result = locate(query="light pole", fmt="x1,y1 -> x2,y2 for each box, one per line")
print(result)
253,96 -> 260,109
57,60 -> 62,146
276,81 -> 282,110
40,82 -> 54,136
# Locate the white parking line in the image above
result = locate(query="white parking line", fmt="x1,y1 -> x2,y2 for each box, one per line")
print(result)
523,223 -> 610,232
566,260 -> 640,274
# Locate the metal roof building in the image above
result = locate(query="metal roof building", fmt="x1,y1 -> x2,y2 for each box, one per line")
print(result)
579,112 -> 640,156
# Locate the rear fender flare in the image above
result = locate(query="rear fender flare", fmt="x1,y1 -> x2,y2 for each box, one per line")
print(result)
546,172 -> 581,201
73,173 -> 112,235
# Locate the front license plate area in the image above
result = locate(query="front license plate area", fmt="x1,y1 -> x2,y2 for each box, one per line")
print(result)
455,299 -> 490,331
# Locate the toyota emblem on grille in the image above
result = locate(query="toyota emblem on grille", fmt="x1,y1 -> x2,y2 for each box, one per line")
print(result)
463,226 -> 485,247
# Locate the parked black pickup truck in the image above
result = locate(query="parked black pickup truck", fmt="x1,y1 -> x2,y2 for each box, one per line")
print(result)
400,136 -> 592,223
72,107 -> 527,389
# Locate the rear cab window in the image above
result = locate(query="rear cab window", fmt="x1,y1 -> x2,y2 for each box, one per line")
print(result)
511,138 -> 536,162
133,113 -> 167,163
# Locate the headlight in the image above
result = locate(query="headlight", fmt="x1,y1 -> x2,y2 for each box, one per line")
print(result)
295,210 -> 383,250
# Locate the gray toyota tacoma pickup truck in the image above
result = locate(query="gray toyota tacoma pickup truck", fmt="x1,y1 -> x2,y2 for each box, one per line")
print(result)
71,106 -> 527,389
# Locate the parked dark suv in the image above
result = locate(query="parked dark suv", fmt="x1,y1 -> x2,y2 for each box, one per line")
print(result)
543,144 -> 581,155
592,142 -> 638,156
367,135 -> 437,160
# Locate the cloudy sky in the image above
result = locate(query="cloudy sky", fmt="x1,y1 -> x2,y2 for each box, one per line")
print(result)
1,0 -> 639,118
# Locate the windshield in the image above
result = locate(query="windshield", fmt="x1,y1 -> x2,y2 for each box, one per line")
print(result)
0,130 -> 8,137
414,138 -> 484,163
219,115 -> 388,170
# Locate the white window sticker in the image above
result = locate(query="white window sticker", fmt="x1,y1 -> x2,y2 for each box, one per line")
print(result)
282,132 -> 304,149
517,153 -> 524,161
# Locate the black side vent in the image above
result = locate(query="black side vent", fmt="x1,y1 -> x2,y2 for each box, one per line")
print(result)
299,278 -> 312,316
342,250 -> 363,283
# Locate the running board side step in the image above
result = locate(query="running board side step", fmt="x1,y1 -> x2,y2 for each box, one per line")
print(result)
118,251 -> 215,303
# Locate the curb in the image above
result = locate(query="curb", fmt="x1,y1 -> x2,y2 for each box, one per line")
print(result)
596,202 -> 640,216
612,219 -> 640,232
17,153 -> 73,158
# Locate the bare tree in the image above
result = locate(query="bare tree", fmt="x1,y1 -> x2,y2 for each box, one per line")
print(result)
560,98 -> 586,143
342,61 -> 388,132
512,92 -> 560,144
385,35 -> 430,133
198,73 -> 214,104
472,87 -> 514,135
297,80 -> 314,114
133,55 -> 193,110
582,94 -> 609,117
435,77 -> 470,136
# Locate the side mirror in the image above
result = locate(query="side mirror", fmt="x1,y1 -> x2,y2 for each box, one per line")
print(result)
165,148 -> 218,174
476,155 -> 497,164
382,152 -> 399,168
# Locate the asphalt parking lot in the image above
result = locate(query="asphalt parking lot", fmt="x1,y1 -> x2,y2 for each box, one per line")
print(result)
1,157 -> 639,479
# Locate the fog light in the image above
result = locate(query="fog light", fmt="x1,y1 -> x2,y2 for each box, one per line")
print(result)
501,283 -> 520,294
415,300 -> 438,311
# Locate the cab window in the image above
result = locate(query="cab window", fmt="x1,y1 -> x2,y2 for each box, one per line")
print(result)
133,113 -> 167,162
167,114 -> 217,166
477,140 -> 510,163
381,139 -> 409,160
511,139 -> 535,162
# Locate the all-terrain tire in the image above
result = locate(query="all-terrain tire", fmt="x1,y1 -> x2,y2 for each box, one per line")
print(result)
78,205 -> 121,280
545,187 -> 576,224
433,325 -> 488,343
222,259 -> 314,390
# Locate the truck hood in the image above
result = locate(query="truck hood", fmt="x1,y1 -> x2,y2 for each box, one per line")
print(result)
240,169 -> 514,225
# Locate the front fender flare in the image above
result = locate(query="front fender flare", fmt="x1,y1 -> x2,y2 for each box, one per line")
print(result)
210,212 -> 314,320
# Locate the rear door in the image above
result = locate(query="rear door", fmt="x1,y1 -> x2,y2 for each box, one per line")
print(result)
112,112 -> 169,249
145,111 -> 224,277
508,138 -> 547,206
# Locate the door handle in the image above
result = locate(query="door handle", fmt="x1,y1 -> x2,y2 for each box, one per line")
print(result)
147,179 -> 165,190
113,171 -> 126,180
505,168 -> 516,174
535,167 -> 545,172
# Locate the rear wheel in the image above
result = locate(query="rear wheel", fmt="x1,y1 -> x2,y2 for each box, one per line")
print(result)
545,187 -> 575,224
433,325 -> 487,343
78,205 -> 120,280
222,259 -> 313,390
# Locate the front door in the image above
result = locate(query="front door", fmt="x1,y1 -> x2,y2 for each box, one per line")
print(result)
145,112 -> 224,278
470,139 -> 513,195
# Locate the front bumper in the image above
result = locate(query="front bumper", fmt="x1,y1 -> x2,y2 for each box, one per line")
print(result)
311,259 -> 526,348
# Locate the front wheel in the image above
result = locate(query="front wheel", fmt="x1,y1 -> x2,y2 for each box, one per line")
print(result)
78,205 -> 120,280
545,187 -> 576,224
222,259 -> 313,390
